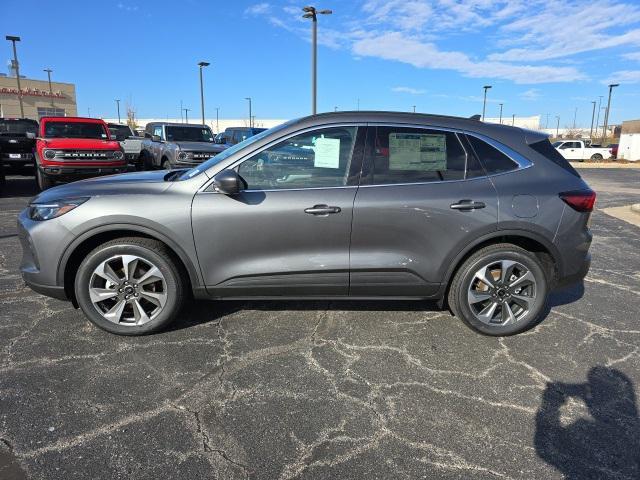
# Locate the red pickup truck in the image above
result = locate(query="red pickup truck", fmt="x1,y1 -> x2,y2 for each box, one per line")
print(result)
35,117 -> 127,190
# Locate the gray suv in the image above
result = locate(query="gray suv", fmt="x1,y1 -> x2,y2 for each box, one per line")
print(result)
140,122 -> 225,170
18,112 -> 594,336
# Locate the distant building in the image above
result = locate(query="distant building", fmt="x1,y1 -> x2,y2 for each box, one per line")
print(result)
102,118 -> 288,134
484,115 -> 540,129
618,119 -> 640,161
0,74 -> 77,120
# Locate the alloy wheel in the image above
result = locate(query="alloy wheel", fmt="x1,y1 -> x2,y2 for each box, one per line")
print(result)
467,259 -> 537,326
88,254 -> 167,326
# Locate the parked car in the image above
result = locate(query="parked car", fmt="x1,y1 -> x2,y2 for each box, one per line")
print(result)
19,111 -> 594,336
107,123 -> 143,167
34,117 -> 127,190
607,143 -> 619,158
0,117 -> 38,171
0,150 -> 5,195
553,140 -> 611,161
139,122 -> 225,170
215,127 -> 267,146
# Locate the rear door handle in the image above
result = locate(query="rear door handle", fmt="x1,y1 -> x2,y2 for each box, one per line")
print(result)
450,200 -> 486,211
304,204 -> 341,215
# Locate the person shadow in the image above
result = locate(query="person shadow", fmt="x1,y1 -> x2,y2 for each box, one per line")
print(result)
535,366 -> 640,479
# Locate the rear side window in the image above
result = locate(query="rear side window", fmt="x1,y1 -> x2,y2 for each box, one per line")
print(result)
368,126 -> 468,184
466,135 -> 518,175
530,139 -> 580,177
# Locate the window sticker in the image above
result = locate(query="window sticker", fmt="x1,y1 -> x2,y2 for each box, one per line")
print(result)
313,136 -> 341,168
388,133 -> 447,171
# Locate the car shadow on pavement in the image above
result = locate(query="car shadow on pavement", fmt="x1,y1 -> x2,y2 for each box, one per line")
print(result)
535,366 -> 640,479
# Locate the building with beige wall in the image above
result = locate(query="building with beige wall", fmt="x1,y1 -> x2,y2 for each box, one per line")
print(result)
0,75 -> 77,120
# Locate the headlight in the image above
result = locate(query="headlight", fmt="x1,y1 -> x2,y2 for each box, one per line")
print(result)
43,149 -> 56,159
113,150 -> 124,160
177,151 -> 187,160
28,197 -> 89,221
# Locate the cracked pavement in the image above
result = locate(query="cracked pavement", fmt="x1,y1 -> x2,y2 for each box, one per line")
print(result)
1,169 -> 639,479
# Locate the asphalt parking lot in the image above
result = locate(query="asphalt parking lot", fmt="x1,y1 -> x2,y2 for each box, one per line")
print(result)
1,169 -> 639,480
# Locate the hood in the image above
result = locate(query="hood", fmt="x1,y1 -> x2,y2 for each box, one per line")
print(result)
31,170 -> 172,203
38,138 -> 121,150
175,141 -> 223,152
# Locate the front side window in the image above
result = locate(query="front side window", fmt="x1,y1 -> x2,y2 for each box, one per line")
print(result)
237,126 -> 358,190
165,126 -> 213,142
367,126 -> 468,184
43,121 -> 108,139
466,135 -> 518,175
153,126 -> 163,138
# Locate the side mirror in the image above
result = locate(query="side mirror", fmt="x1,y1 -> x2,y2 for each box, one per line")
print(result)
213,169 -> 244,195
26,132 -> 36,139
152,135 -> 162,142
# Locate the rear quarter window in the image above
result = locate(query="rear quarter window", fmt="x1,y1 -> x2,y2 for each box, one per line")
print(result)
530,139 -> 581,177
466,135 -> 518,175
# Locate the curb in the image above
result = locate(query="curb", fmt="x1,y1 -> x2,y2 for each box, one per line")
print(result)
571,162 -> 640,169
631,204 -> 640,214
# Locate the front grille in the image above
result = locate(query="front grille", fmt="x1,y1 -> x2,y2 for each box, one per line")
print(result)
186,151 -> 215,161
51,150 -> 117,161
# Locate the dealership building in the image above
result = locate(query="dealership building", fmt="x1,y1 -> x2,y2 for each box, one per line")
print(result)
0,74 -> 77,120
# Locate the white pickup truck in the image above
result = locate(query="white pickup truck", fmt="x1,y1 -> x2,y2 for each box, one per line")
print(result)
553,140 -> 612,161
107,123 -> 143,167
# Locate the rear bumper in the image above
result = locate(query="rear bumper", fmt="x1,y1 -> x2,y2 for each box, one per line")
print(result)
555,253 -> 590,288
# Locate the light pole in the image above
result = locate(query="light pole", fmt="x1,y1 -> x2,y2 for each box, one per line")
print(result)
197,61 -> 210,126
556,116 -> 560,138
302,6 -> 332,115
245,97 -> 252,128
87,107 -> 91,117
183,108 -> 190,123
572,107 -> 578,129
412,105 -> 416,113
512,113 -> 515,126
357,98 -> 360,111
602,83 -> 619,143
215,107 -> 219,133
43,68 -> 54,108
482,85 -> 492,121
334,106 -> 338,112
115,99 -> 121,123
595,95 -> 603,134
6,36 -> 24,117
180,100 -> 183,123
545,113 -> 550,129
589,101 -> 596,140
498,103 -> 503,124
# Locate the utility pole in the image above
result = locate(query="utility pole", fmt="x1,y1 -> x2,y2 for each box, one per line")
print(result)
180,100 -> 183,123
6,36 -> 24,117
334,106 -> 338,112
87,107 -> 91,117
589,101 -> 596,140
412,105 -> 416,113
595,95 -> 603,134
498,103 -> 503,124
357,98 -> 360,111
115,99 -> 121,123
245,97 -> 252,128
302,6 -> 332,115
602,83 -> 619,143
43,68 -> 54,108
556,116 -> 560,138
215,107 -> 219,133
545,113 -> 550,129
183,108 -> 190,123
512,114 -> 515,126
572,107 -> 577,129
482,85 -> 492,121
197,61 -> 210,126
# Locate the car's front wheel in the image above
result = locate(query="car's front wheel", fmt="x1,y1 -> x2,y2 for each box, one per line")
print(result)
35,168 -> 55,191
448,243 -> 549,336
75,237 -> 185,335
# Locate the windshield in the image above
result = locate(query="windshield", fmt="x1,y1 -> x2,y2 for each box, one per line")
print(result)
552,141 -> 562,147
178,120 -> 294,180
108,124 -> 133,140
0,119 -> 38,136
165,126 -> 213,142
44,121 -> 108,139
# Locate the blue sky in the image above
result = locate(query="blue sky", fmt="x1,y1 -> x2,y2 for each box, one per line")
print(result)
2,0 -> 639,127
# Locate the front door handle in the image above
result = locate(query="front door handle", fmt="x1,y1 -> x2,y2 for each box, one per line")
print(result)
450,200 -> 486,211
304,204 -> 341,215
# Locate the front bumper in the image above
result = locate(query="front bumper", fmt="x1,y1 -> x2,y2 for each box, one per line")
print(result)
2,153 -> 34,167
40,164 -> 130,179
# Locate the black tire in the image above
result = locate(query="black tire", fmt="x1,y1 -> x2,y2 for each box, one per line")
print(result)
35,167 -> 55,191
139,150 -> 154,171
74,237 -> 185,335
161,158 -> 172,170
590,153 -> 603,161
448,243 -> 549,336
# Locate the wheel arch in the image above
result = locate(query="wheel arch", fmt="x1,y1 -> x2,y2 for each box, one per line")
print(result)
59,224 -> 202,306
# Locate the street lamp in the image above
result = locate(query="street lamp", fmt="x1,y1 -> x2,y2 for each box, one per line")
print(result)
43,68 -> 54,108
482,85 -> 492,121
556,116 -> 560,138
498,103 -> 503,124
115,99 -> 121,123
512,113 -> 515,126
302,6 -> 332,114
602,83 -> 619,143
572,107 -> 578,129
412,105 -> 416,113
198,61 -> 210,127
6,35 -> 24,117
183,108 -> 190,123
589,101 -> 596,140
595,96 -> 603,135
215,107 -> 219,133
245,97 -> 252,128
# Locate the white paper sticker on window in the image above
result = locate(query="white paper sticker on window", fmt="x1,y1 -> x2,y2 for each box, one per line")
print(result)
388,133 -> 447,171
313,137 -> 341,168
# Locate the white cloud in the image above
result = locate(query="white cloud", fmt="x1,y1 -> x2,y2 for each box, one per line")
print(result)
391,86 -> 426,95
602,70 -> 640,84
244,3 -> 271,16
520,88 -> 542,100
622,51 -> 640,61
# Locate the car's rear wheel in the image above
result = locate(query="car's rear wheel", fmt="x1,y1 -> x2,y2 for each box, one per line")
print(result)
448,243 -> 549,336
35,168 -> 55,191
590,153 -> 603,161
162,158 -> 172,170
75,237 -> 185,335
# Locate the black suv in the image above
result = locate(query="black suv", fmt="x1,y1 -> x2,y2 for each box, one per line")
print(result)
216,127 -> 267,146
0,118 -> 38,171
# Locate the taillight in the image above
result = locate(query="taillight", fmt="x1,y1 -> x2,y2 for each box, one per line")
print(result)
559,189 -> 596,212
